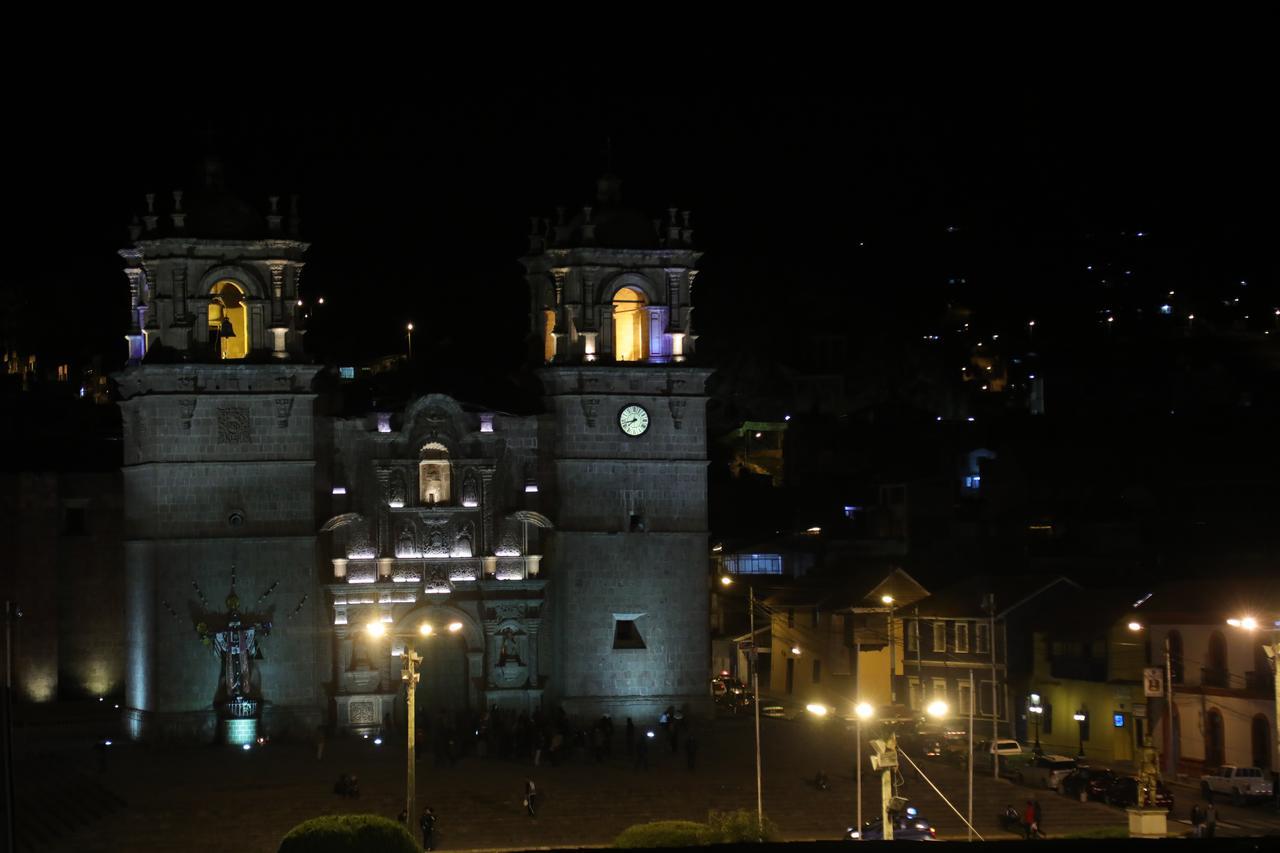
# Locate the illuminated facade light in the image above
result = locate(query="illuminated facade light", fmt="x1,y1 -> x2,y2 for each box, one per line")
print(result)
1127,621 -> 1142,631
419,623 -> 433,635
366,622 -> 387,637
332,486 -> 347,495
855,702 -> 874,720
447,621 -> 463,633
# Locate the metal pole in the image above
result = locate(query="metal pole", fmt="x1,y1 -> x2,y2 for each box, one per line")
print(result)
989,599 -> 999,779
1163,635 -> 1174,777
855,637 -> 865,835
968,668 -> 974,842
881,733 -> 895,841
3,601 -> 17,853
750,585 -> 763,838
404,647 -> 421,823
856,718 -> 863,840
888,603 -> 896,704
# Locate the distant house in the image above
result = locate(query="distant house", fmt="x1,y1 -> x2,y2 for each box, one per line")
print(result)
901,575 -> 1075,742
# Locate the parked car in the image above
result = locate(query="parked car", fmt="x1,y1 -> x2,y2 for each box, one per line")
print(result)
978,739 -> 1028,776
1017,755 -> 1078,791
846,807 -> 938,841
1060,766 -> 1118,803
1200,765 -> 1275,805
1104,775 -> 1174,813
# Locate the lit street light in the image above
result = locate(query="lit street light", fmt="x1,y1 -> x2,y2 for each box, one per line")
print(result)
365,618 -> 463,822
881,595 -> 896,703
406,322 -> 414,359
1028,692 -> 1044,754
854,701 -> 874,839
1073,710 -> 1088,758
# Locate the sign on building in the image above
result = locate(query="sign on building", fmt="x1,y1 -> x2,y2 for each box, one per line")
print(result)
1143,667 -> 1164,697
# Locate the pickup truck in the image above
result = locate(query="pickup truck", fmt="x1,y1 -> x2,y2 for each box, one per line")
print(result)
1200,765 -> 1275,805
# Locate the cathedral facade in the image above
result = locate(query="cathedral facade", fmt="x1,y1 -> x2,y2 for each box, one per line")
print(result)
116,172 -> 712,741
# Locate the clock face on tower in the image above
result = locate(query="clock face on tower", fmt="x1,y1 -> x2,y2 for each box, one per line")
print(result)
618,404 -> 650,436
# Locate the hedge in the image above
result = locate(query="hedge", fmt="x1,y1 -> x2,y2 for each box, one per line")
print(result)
277,814 -> 419,853
614,810 -> 778,848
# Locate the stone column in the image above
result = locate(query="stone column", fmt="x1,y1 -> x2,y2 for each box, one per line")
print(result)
480,467 -> 495,554
524,618 -> 541,688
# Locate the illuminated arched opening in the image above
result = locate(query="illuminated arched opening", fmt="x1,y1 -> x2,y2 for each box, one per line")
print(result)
612,286 -> 649,362
208,280 -> 249,360
418,444 -> 451,506
543,310 -> 556,362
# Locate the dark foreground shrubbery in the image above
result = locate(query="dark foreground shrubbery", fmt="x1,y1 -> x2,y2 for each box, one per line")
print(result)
278,814 -> 418,853
614,810 -> 779,847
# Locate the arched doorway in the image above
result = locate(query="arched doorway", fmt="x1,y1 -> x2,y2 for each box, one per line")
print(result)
1253,715 -> 1271,769
417,630 -> 469,717
1205,708 -> 1225,768
208,280 -> 249,359
612,286 -> 649,361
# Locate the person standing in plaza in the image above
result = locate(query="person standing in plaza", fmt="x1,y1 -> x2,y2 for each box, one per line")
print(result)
1204,802 -> 1217,839
1032,799 -> 1044,838
525,779 -> 539,817
1189,803 -> 1203,838
420,806 -> 436,851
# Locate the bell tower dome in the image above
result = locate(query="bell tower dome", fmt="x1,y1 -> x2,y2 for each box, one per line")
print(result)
522,176 -> 700,366
120,158 -> 309,365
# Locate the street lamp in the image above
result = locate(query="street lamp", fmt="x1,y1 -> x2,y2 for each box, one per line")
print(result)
1028,692 -> 1043,754
365,618 -> 463,822
406,322 -> 414,359
1073,710 -> 1088,758
881,595 -> 896,704
855,701 -> 874,840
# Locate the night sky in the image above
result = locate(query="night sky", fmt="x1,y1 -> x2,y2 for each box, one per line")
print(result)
7,71 -> 1273,377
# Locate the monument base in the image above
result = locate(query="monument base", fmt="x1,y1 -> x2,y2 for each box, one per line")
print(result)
1126,807 -> 1168,838
220,716 -> 259,746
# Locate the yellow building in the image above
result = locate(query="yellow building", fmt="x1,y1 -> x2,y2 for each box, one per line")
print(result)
1025,596 -> 1149,765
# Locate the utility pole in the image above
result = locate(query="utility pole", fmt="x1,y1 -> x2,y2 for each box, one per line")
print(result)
855,638 -> 862,840
987,595 -> 999,779
402,647 -> 422,823
968,669 -> 975,842
1163,635 -> 1175,777
750,585 -> 763,839
870,734 -> 898,841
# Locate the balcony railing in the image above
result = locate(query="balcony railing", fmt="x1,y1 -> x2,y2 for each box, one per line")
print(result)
1201,666 -> 1230,689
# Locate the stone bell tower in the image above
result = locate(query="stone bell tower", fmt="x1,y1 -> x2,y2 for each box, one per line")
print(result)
524,175 -> 714,720
115,159 -> 325,741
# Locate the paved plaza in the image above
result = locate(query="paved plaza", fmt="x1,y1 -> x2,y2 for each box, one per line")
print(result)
12,710 -> 1280,851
